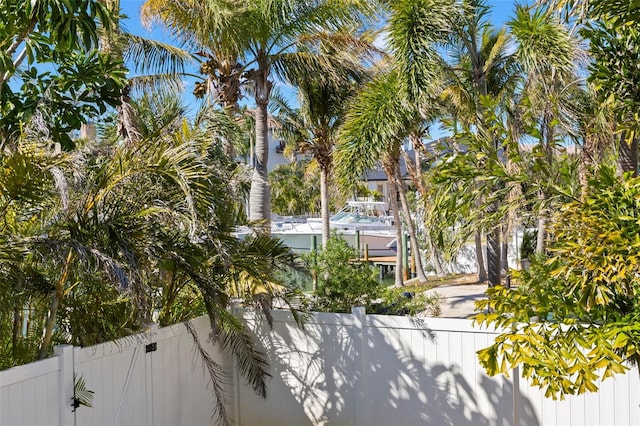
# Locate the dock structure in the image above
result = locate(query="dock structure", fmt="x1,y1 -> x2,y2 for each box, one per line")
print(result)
368,256 -> 397,281
358,255 -> 415,281
354,236 -> 415,281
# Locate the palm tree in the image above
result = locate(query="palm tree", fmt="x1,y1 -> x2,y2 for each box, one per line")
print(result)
337,0 -> 478,285
97,0 -> 195,145
437,0 -> 517,286
509,5 -> 583,253
273,30 -> 376,248
142,0 -> 249,160
1,92 -> 300,423
337,69 -> 431,286
142,0 -> 378,229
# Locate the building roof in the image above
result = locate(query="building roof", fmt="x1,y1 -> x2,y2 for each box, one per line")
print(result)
363,153 -> 412,182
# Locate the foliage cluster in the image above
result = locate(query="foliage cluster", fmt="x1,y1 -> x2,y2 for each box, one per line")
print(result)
303,234 -> 440,316
269,160 -> 321,216
0,95 -> 303,426
269,160 -> 350,216
303,234 -> 382,313
475,167 -> 640,399
371,287 -> 441,317
0,0 -> 126,150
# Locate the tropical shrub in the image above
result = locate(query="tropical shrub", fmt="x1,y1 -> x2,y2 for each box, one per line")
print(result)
372,287 -> 442,317
475,167 -> 640,399
304,234 -> 381,313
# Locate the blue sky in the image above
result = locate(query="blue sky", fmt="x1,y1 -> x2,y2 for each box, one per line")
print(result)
118,0 -> 522,114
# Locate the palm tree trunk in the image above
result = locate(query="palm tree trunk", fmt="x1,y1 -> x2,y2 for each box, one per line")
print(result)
249,67 -> 272,228
429,235 -> 445,275
248,101 -> 270,225
536,213 -> 546,254
384,158 -> 404,287
118,85 -> 141,145
39,250 -> 73,359
390,183 -> 404,287
320,166 -> 331,248
99,0 -> 140,145
394,167 -> 427,281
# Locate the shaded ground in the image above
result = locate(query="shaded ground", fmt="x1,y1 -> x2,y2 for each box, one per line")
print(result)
406,274 -> 489,319
422,282 -> 488,318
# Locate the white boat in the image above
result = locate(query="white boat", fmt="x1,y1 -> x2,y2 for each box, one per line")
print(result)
271,200 -> 398,256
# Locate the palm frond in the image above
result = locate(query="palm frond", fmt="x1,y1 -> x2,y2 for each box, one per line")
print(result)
509,5 -> 577,77
210,308 -> 270,398
123,33 -> 196,75
387,0 -> 456,100
335,70 -> 412,187
185,320 -> 230,426
128,74 -> 184,97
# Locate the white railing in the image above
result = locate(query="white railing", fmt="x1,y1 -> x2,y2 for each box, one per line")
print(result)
2,309 -> 639,426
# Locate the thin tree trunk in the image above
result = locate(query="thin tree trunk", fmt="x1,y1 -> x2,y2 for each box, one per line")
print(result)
395,167 -> 427,281
429,235 -> 445,275
25,301 -> 31,336
39,250 -> 73,359
536,213 -> 546,254
405,134 -> 444,276
485,184 -> 501,287
384,158 -> 404,287
501,224 -> 510,288
501,224 -> 509,271
39,294 -> 61,360
487,226 -> 501,287
618,132 -> 638,176
320,166 -> 331,248
390,182 -> 404,287
475,231 -> 487,282
12,307 -> 20,357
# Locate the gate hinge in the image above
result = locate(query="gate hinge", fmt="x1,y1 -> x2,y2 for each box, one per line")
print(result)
145,342 -> 157,353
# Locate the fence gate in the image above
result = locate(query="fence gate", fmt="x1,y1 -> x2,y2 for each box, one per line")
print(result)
74,337 -> 155,426
70,317 -> 218,426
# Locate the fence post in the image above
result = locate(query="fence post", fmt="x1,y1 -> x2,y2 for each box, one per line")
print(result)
512,366 -> 520,426
352,307 -> 367,426
54,344 -> 75,426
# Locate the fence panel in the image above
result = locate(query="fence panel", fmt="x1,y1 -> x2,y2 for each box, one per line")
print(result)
73,332 -> 152,426
3,311 -> 640,426
73,316 -> 230,426
149,316 -> 227,426
237,309 -> 640,426
362,315 -> 514,426
236,310 -> 361,426
0,356 -> 61,426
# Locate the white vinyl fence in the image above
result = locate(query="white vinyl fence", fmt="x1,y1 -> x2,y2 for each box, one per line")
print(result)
236,308 -> 640,426
0,316 -> 231,426
2,309 -> 640,426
